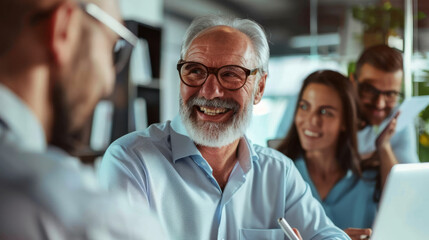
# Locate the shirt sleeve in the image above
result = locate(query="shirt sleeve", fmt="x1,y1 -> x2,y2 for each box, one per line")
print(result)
283,163 -> 351,240
0,185 -> 68,240
391,124 -> 419,163
98,142 -> 151,206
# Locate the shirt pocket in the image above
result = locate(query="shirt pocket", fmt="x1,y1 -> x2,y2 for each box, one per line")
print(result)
239,228 -> 285,240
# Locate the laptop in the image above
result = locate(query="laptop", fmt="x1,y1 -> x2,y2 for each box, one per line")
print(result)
371,162 -> 429,240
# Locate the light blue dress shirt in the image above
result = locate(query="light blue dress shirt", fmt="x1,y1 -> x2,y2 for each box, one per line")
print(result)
0,84 -> 46,152
294,158 -> 378,229
358,110 -> 419,163
99,116 -> 351,240
0,84 -> 165,239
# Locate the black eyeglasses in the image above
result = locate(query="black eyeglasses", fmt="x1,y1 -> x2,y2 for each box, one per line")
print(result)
79,2 -> 138,73
177,61 -> 259,91
358,82 -> 403,103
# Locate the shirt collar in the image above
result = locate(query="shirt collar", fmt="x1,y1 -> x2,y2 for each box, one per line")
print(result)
0,84 -> 47,151
170,116 -> 202,162
236,136 -> 254,174
169,116 -> 259,173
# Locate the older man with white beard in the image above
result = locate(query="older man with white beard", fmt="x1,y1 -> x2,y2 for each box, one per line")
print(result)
98,15 -> 350,240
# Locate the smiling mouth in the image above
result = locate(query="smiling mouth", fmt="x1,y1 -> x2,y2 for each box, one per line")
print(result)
304,129 -> 321,137
197,106 -> 230,116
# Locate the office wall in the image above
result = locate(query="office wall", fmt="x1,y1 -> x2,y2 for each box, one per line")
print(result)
160,15 -> 189,122
119,0 -> 163,26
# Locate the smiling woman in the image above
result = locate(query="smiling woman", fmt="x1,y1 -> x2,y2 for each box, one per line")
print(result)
276,70 -> 380,240
294,83 -> 344,154
277,70 -> 360,169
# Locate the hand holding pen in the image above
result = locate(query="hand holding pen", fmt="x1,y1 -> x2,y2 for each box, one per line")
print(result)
278,218 -> 302,240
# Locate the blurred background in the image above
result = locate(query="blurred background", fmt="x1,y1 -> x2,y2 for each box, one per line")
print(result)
84,0 -> 429,163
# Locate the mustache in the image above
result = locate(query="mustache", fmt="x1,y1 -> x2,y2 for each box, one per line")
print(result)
187,97 -> 240,112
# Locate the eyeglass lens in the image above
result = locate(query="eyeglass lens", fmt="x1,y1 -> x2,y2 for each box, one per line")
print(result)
180,62 -> 248,90
359,83 -> 400,102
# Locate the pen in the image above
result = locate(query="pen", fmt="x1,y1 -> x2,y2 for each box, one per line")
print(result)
278,218 -> 300,240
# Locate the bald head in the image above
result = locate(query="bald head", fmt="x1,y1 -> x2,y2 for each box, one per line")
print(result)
185,26 -> 255,64
193,26 -> 252,48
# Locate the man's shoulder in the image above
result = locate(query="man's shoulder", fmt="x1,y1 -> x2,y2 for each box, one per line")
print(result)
0,183 -> 69,239
0,145 -> 99,193
0,145 -> 165,238
109,121 -> 172,150
251,143 -> 294,167
357,120 -> 415,142
393,122 -> 415,137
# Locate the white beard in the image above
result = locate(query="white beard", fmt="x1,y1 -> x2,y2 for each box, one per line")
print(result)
179,95 -> 254,148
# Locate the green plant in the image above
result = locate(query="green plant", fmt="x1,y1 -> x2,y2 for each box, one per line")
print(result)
352,2 -> 426,43
417,70 -> 429,162
353,2 -> 404,34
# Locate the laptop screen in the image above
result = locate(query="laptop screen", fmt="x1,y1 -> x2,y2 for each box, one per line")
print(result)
371,163 -> 429,240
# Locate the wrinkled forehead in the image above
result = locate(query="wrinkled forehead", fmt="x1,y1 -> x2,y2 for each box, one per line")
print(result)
193,26 -> 252,49
186,26 -> 256,64
196,26 -> 247,40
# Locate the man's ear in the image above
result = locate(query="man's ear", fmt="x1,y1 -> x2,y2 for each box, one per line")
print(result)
253,72 -> 267,105
48,2 -> 79,66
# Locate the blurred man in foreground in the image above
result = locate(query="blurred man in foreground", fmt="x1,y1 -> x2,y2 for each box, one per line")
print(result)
0,0 -> 163,238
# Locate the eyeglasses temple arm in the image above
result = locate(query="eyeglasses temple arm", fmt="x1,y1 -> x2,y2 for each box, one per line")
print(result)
80,3 -> 139,47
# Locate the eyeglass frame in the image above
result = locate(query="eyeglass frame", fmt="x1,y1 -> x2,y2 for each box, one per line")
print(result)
78,2 -> 139,73
357,82 -> 403,103
176,60 -> 260,91
78,2 -> 138,47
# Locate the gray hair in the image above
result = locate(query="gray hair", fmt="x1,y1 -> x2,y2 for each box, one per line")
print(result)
180,15 -> 270,73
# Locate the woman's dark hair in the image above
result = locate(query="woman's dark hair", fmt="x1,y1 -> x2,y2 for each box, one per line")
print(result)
276,70 -> 362,176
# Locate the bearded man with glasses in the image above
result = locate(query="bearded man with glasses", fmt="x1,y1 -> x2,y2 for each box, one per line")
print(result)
99,15 -> 350,240
351,44 -> 419,187
0,0 -> 164,238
